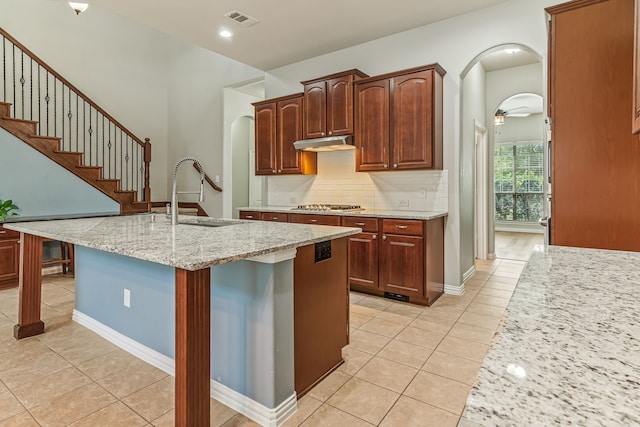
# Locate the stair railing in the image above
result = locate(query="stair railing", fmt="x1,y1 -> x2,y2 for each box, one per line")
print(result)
0,27 -> 151,202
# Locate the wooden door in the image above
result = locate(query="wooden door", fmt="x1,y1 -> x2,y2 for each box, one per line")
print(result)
548,0 -> 640,250
277,96 -> 304,174
633,0 -> 640,133
391,70 -> 433,170
355,79 -> 390,171
254,103 -> 277,175
303,81 -> 326,139
380,234 -> 424,297
347,232 -> 379,289
327,75 -> 353,136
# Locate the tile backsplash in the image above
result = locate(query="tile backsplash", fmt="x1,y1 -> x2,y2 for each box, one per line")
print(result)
267,150 -> 448,211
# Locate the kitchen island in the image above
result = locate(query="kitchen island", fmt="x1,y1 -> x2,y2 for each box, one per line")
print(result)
461,245 -> 640,426
4,214 -> 360,427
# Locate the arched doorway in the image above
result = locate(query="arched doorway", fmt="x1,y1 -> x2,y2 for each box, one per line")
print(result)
459,44 -> 543,277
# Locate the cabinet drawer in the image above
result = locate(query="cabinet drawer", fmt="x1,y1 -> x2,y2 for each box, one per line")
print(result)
382,219 -> 423,236
289,214 -> 341,226
342,216 -> 378,232
239,211 -> 260,220
0,225 -> 20,240
260,212 -> 289,222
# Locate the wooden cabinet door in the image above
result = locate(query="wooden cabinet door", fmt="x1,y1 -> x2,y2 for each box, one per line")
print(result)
289,214 -> 341,226
327,75 -> 353,136
633,0 -> 640,134
254,103 -> 277,175
355,79 -> 390,171
348,232 -> 379,289
380,234 -> 424,297
0,238 -> 19,284
277,96 -> 304,174
391,70 -> 434,169
303,81 -> 326,139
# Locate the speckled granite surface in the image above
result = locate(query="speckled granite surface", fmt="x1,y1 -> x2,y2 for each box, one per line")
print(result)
461,245 -> 640,426
4,214 -> 360,271
237,206 -> 448,220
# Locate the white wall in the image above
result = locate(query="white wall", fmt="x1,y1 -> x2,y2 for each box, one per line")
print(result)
495,113 -> 544,143
460,62 -> 487,276
2,0 -> 263,216
263,0 -> 558,287
222,88 -> 263,217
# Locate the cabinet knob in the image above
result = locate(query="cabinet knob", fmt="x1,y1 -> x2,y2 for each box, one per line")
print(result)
272,169 -> 276,173
278,169 -> 282,173
372,234 -> 377,239
382,235 -> 387,240
393,164 -> 398,169
328,131 -> 332,136
321,132 -> 325,136
384,164 -> 388,169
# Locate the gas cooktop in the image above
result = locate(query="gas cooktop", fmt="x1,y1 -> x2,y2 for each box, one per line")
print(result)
295,204 -> 364,212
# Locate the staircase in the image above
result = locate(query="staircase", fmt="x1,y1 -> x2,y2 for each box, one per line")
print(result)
0,28 -> 151,214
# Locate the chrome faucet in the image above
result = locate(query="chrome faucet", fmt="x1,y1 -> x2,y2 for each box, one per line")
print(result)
171,157 -> 205,225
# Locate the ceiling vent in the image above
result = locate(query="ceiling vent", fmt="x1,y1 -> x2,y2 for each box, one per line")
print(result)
224,10 -> 259,27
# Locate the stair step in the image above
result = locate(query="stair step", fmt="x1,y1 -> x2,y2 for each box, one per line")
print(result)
30,135 -> 62,151
1,117 -> 37,134
0,102 -> 11,118
53,150 -> 83,165
95,178 -> 120,192
76,165 -> 102,180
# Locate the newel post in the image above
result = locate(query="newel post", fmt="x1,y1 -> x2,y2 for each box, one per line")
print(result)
143,138 -> 152,202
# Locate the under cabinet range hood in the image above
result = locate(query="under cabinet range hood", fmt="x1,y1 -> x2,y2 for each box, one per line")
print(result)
293,135 -> 354,152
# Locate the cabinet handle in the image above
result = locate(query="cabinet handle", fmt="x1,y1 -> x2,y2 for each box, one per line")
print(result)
309,219 -> 318,223
272,217 -> 279,220
355,222 -> 365,226
372,234 -> 377,239
0,231 -> 6,234
396,225 -> 409,229
382,235 -> 387,240
393,164 -> 398,169
246,215 -> 254,219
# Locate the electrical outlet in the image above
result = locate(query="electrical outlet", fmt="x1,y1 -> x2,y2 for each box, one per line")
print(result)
398,199 -> 410,207
124,289 -> 131,308
215,175 -> 220,183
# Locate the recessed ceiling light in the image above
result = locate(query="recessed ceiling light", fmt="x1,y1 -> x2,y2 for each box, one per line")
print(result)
219,29 -> 233,39
504,48 -> 521,54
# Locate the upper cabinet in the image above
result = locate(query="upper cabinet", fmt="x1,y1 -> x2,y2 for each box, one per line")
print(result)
253,94 -> 317,176
354,64 -> 445,172
301,69 -> 368,139
634,0 -> 640,134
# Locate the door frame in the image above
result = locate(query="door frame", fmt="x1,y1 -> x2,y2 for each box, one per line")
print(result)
474,120 -> 489,260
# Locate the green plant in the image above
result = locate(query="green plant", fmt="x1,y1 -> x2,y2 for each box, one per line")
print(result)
0,199 -> 19,221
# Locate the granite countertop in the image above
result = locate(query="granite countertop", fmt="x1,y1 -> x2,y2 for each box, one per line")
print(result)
4,214 -> 360,271
461,245 -> 640,426
237,206 -> 448,220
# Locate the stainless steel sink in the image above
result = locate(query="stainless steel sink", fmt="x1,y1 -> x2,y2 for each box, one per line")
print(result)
179,218 -> 241,228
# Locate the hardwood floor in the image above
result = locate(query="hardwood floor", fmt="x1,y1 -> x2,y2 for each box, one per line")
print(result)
494,231 -> 544,261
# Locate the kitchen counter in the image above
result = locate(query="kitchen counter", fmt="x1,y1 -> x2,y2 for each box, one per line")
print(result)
461,245 -> 640,426
237,206 -> 448,220
5,214 -> 360,426
4,214 -> 360,270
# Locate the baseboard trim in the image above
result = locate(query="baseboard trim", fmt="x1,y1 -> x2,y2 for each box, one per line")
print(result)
210,382 -> 297,427
462,266 -> 476,282
488,252 -> 496,260
444,283 -> 465,296
72,310 -> 296,426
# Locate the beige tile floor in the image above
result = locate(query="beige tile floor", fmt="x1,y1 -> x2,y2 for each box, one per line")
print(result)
0,245 -> 533,426
494,231 -> 544,261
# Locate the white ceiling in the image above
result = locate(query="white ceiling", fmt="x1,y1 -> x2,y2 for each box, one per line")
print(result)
479,48 -> 539,72
499,93 -> 544,116
75,0 -> 514,71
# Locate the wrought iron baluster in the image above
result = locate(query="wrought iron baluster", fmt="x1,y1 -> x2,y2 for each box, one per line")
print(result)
2,36 -> 6,103
88,105 -> 92,165
61,83 -> 65,150
45,70 -> 50,135
108,121 -> 112,179
125,135 -> 129,190
29,58 -> 33,121
20,50 -> 24,119
53,77 -> 57,136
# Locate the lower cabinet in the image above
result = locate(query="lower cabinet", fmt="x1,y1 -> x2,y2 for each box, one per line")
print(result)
0,225 -> 20,289
237,210 -> 445,305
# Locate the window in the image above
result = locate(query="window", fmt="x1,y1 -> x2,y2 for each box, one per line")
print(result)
494,142 -> 544,222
